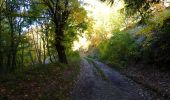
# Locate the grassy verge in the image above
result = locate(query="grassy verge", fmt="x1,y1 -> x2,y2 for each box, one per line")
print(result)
0,58 -> 81,100
86,58 -> 108,80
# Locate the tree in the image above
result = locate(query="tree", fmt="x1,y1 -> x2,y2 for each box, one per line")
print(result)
40,0 -> 70,64
101,0 -> 161,23
39,0 -> 87,64
0,0 -> 87,73
0,0 -> 5,70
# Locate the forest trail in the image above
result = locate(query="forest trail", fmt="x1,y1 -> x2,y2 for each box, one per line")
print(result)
71,58 -> 156,100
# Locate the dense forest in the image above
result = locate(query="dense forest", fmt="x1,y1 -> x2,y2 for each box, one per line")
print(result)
0,0 -> 170,99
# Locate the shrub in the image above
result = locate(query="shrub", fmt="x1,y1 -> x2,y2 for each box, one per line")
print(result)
98,31 -> 139,68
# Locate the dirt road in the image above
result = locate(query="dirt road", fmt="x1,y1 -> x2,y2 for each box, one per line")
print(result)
71,59 -> 157,100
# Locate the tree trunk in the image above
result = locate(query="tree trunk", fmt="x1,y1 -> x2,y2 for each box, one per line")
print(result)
21,43 -> 24,67
55,42 -> 68,64
47,39 -> 53,63
0,13 -> 3,70
43,40 -> 46,65
43,0 -> 69,64
55,28 -> 68,64
11,49 -> 17,70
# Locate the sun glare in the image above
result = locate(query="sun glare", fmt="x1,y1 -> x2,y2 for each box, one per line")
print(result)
72,0 -> 124,51
73,34 -> 90,51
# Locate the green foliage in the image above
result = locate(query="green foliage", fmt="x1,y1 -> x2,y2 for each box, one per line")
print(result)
150,18 -> 170,70
101,0 -> 161,24
135,9 -> 170,70
137,9 -> 170,36
0,0 -> 88,73
64,6 -> 88,48
66,48 -> 80,62
98,31 -> 139,68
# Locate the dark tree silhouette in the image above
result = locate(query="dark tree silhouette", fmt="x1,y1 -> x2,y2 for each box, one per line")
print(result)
42,0 -> 69,64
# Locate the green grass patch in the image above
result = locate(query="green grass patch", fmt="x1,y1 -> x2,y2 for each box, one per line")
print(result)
86,58 -> 108,80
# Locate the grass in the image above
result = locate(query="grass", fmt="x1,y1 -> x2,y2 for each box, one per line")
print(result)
86,58 -> 108,80
0,58 -> 81,100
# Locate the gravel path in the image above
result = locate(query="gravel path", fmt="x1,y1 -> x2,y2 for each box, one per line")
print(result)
71,59 -> 156,100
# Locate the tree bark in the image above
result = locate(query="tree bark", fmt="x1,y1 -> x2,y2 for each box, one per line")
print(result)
55,28 -> 68,64
55,42 -> 68,64
0,11 -> 3,70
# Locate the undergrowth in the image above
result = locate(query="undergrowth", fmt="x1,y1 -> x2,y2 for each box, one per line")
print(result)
0,54 -> 81,100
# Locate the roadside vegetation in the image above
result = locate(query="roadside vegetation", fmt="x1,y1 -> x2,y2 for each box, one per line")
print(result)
0,0 -> 83,99
0,52 -> 80,100
87,1 -> 170,98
